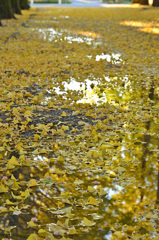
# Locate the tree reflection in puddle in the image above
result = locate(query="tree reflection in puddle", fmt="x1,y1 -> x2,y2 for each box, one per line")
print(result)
43,74 -> 136,106
0,8 -> 159,240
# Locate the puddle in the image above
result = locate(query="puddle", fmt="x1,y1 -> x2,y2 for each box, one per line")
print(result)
104,185 -> 124,200
36,28 -> 101,46
38,28 -> 62,41
44,75 -> 136,106
96,53 -> 122,63
45,77 -> 106,105
1,115 -> 158,240
64,35 -> 93,45
60,15 -> 70,19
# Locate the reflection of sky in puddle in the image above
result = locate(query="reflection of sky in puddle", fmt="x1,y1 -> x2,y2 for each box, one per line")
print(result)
64,35 -> 93,45
104,185 -> 124,200
44,75 -> 133,106
37,28 -> 101,46
34,155 -> 48,162
47,77 -> 106,105
60,15 -> 70,19
38,28 -> 62,41
104,232 -> 112,240
96,53 -> 122,63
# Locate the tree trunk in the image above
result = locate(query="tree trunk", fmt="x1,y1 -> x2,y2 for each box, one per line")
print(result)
11,0 -> 21,14
152,0 -> 159,6
132,0 -> 140,3
0,0 -> 14,19
19,0 -> 30,9
140,0 -> 149,4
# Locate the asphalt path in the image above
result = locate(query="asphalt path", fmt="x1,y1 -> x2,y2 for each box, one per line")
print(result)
30,0 -> 134,8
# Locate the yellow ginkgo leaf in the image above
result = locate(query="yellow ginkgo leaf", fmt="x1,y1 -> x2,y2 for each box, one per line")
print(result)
7,156 -> 20,169
28,179 -> 37,187
38,229 -> 47,237
21,189 -> 30,199
5,199 -> 17,205
87,186 -> 96,193
27,233 -> 39,240
27,221 -> 38,228
0,184 -> 8,193
86,196 -> 98,206
83,217 -> 95,227
57,156 -> 65,162
61,111 -> 66,117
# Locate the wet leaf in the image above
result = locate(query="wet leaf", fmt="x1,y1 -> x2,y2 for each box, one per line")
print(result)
87,186 -> 96,193
38,229 -> 47,237
86,196 -> 98,206
0,183 -> 8,193
82,217 -> 96,227
68,226 -> 77,235
7,156 -> 20,169
13,210 -> 22,215
27,233 -> 39,240
61,111 -> 67,117
28,179 -> 38,187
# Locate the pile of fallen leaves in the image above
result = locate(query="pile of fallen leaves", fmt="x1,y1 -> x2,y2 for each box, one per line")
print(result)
0,6 -> 159,240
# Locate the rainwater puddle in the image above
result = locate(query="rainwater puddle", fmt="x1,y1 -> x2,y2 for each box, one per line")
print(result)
104,185 -> 124,200
60,15 -> 70,19
44,75 -> 135,106
45,77 -> 107,105
38,28 -> 62,41
96,53 -> 122,63
64,36 -> 93,45
37,28 -> 101,46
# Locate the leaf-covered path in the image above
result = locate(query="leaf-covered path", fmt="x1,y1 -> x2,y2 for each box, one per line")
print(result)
0,6 -> 159,240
